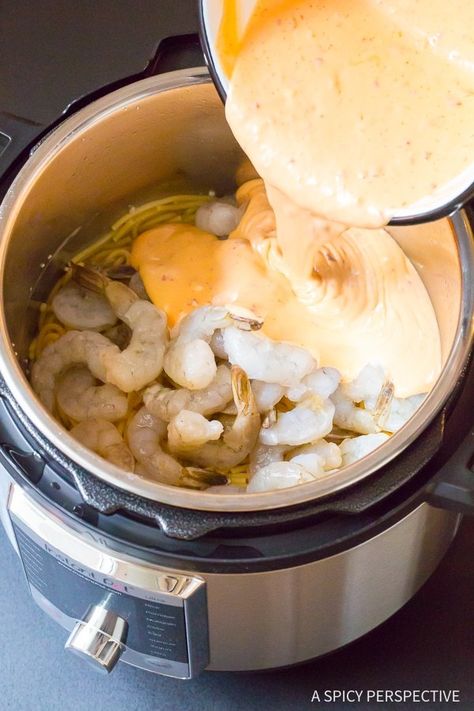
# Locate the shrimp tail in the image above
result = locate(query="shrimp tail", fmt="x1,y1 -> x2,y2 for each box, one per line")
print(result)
180,468 -> 229,490
231,364 -> 254,415
71,263 -> 108,293
231,314 -> 263,331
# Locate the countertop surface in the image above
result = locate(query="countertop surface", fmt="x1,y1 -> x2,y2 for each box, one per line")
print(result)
0,2 -> 473,709
0,518 -> 473,711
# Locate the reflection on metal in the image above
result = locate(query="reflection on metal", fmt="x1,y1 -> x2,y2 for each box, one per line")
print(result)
8,484 -> 209,678
65,604 -> 128,673
6,481 -> 461,672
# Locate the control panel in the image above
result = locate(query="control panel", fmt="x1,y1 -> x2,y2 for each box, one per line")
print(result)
8,484 -> 209,677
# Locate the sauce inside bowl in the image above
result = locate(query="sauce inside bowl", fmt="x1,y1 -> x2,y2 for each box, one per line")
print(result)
222,0 -> 474,227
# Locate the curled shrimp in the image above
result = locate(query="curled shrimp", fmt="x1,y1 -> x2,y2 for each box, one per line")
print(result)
129,271 -> 149,300
210,329 -> 228,359
286,367 -> 341,403
167,366 -> 260,469
56,366 -> 128,422
167,411 -> 224,453
249,442 -> 289,474
101,280 -> 168,393
247,461 -> 316,493
222,327 -> 316,387
251,381 -> 286,414
126,406 -> 225,489
163,306 -> 261,391
143,364 -> 233,422
259,396 -> 335,447
52,281 -> 117,332
74,266 -> 169,393
339,433 -> 390,466
331,364 -> 392,434
384,393 -> 426,433
31,330 -> 119,411
70,419 -> 134,471
290,439 -> 342,471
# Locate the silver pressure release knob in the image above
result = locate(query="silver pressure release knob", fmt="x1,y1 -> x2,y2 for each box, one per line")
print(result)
65,605 -> 128,673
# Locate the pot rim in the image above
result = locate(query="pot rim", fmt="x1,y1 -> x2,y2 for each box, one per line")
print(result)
0,67 -> 473,513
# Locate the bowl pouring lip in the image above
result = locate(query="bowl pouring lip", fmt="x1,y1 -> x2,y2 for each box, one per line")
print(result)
0,67 -> 473,514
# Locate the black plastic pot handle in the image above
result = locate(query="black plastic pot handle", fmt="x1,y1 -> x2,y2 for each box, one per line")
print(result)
145,34 -> 204,77
0,112 -> 44,187
0,34 -> 203,191
426,427 -> 474,515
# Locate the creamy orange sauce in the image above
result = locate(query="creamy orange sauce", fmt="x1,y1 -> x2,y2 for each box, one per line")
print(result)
224,0 -> 474,227
131,180 -> 441,396
132,0 -> 473,399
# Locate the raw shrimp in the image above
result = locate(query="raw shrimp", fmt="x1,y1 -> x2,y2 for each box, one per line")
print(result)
70,419 -> 134,471
339,433 -> 390,466
143,364 -> 233,421
56,366 -> 128,422
163,306 -> 261,391
195,200 -> 242,237
210,330 -> 227,359
247,461 -> 315,493
342,364 -> 386,406
251,381 -> 286,413
102,280 -> 168,392
167,411 -> 224,454
31,330 -> 119,411
286,367 -> 340,402
341,364 -> 425,432
331,388 -> 379,435
290,439 -> 342,470
259,396 -> 335,446
249,443 -> 289,474
167,366 -> 260,469
73,267 -> 169,393
223,327 -> 316,387
126,407 -> 225,489
129,271 -> 149,300
103,322 -> 131,350
384,393 -> 426,433
52,281 -> 117,331
287,452 -> 324,476
332,364 -> 393,434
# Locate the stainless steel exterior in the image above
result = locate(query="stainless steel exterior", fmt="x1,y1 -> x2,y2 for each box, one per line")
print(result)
0,69 -> 473,513
1,472 -> 461,672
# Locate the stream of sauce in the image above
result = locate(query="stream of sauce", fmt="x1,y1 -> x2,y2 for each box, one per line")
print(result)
131,178 -> 441,397
133,0 -> 473,397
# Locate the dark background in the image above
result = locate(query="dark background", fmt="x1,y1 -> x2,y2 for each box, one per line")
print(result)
0,2 -> 473,709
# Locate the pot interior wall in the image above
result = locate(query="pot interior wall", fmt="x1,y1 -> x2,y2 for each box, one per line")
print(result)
1,79 -> 462,376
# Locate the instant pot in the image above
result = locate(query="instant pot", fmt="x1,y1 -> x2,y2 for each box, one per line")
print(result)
0,33 -> 473,677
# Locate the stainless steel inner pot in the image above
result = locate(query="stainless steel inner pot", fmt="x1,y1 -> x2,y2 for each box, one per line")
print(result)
0,67 -> 473,513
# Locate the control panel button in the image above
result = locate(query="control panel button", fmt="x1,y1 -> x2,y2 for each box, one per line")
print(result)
65,604 -> 128,674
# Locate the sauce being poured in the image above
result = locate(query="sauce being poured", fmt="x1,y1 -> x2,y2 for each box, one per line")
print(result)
133,0 -> 472,398
223,0 -> 474,227
131,179 -> 442,397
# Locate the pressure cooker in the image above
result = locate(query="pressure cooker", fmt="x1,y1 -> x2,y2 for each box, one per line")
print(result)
0,34 -> 472,677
